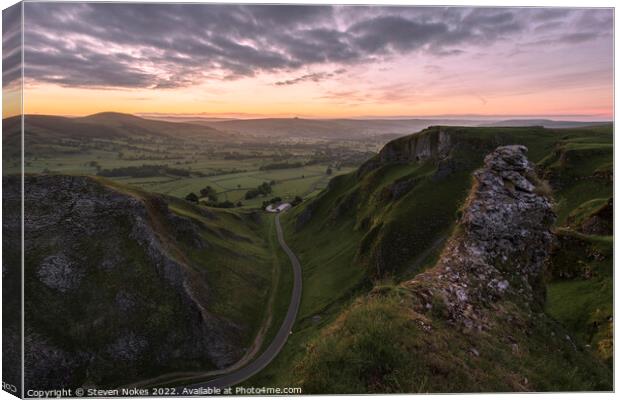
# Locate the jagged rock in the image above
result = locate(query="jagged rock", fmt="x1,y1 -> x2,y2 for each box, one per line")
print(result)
386,177 -> 420,200
37,254 -> 83,292
115,291 -> 136,313
296,200 -> 317,231
579,198 -> 613,235
106,333 -> 148,362
24,329 -> 86,390
329,191 -> 358,221
404,145 -> 556,330
432,156 -> 460,181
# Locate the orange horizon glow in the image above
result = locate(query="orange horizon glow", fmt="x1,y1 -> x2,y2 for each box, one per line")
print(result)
7,4 -> 613,122
20,73 -> 613,121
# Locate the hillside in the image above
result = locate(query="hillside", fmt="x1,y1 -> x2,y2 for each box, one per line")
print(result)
2,113 -> 228,156
160,117 -> 607,139
295,145 -> 610,392
250,124 -> 612,391
76,112 -> 227,139
4,175 -> 281,389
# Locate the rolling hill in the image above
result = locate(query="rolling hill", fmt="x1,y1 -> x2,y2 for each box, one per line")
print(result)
75,112 -> 228,139
189,118 -> 484,138
162,116 -> 608,139
2,112 -> 228,149
249,124 -> 613,392
481,119 -> 611,129
4,113 -> 608,147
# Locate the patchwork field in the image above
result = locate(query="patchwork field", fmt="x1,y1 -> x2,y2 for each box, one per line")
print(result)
7,114 -> 378,209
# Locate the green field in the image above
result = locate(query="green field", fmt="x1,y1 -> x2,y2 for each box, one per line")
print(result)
13,133 -> 370,209
111,164 -> 356,208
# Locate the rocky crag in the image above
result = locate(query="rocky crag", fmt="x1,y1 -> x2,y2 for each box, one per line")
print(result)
4,175 -> 245,389
295,146 -> 611,392
403,145 -> 554,330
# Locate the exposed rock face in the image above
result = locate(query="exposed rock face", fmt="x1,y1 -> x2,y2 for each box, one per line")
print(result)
329,191 -> 358,221
4,175 -> 244,389
357,127 -> 452,176
383,177 -> 420,201
381,127 -> 451,163
295,200 -> 317,231
37,254 -> 83,292
403,145 -> 556,330
579,198 -> 613,235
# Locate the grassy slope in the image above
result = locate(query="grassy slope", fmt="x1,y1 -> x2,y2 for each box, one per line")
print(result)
294,286 -> 610,393
535,129 -> 613,364
143,210 -> 296,389
100,178 -> 283,350
249,124 -> 613,391
546,229 -> 613,365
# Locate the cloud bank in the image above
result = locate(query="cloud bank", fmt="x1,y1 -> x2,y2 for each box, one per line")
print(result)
17,4 -> 613,90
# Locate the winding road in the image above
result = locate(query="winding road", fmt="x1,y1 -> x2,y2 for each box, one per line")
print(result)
179,212 -> 302,391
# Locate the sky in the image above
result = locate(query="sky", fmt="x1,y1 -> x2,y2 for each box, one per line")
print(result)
3,3 -> 614,119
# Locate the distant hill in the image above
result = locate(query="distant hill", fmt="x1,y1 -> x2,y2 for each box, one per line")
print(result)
4,113 -> 609,144
136,114 -> 236,123
172,116 -> 610,138
2,112 -> 228,146
480,119 -> 610,129
194,118 -> 487,138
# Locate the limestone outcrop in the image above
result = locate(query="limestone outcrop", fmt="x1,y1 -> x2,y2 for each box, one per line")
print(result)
404,145 -> 555,330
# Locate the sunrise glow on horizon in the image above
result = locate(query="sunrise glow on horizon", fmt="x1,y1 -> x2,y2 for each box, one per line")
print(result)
3,4 -> 614,120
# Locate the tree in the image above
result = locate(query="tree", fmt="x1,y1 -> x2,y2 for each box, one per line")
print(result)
185,192 -> 199,203
259,182 -> 272,195
246,182 -> 273,199
200,186 -> 218,202
88,160 -> 101,172
292,196 -> 303,206
236,201 -> 243,207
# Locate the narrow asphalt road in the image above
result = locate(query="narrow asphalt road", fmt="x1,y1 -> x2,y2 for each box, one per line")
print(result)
178,212 -> 302,392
